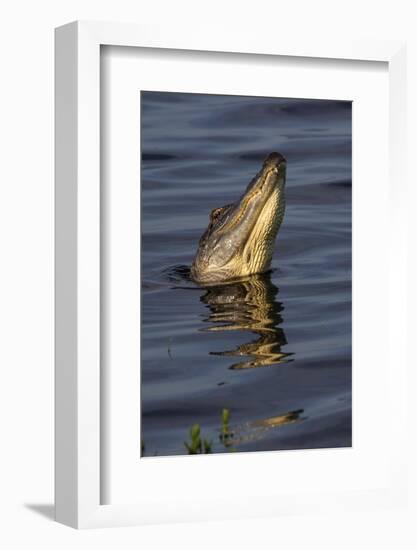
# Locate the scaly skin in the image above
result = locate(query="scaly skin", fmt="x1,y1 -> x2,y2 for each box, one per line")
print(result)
191,152 -> 286,284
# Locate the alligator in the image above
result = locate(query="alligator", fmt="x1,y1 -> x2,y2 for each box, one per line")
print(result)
191,152 -> 286,284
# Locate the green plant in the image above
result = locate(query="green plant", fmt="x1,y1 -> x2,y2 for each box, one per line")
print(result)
221,408 -> 230,429
219,408 -> 235,449
184,423 -> 212,454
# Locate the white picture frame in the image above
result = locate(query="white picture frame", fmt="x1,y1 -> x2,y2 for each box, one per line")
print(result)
55,20 -> 407,529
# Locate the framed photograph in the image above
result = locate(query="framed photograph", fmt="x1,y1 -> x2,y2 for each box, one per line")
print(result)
55,21 -> 408,528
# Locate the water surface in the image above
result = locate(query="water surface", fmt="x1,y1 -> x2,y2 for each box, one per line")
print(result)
141,91 -> 352,456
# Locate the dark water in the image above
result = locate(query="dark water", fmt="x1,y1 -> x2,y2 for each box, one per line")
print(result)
141,91 -> 352,457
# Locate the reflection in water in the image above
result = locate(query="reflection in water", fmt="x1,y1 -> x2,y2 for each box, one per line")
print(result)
200,272 -> 293,370
164,270 -> 304,451
222,409 -> 304,448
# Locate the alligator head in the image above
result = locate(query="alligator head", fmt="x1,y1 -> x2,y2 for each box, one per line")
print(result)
191,152 -> 286,283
